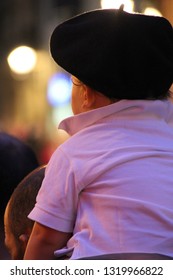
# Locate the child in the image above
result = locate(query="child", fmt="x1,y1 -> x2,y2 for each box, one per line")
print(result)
24,7 -> 173,260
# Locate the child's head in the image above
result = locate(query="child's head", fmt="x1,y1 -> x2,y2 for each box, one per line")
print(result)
70,75 -> 116,114
4,166 -> 45,259
50,8 -> 173,103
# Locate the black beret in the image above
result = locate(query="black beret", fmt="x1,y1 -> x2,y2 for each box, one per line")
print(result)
50,8 -> 173,100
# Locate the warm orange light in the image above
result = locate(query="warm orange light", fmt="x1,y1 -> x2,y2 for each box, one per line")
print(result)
7,46 -> 37,74
144,7 -> 162,16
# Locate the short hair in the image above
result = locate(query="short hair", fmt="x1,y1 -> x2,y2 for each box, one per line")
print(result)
0,132 -> 39,220
6,166 -> 45,239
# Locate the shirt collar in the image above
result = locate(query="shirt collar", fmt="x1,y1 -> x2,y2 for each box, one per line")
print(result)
58,99 -> 173,136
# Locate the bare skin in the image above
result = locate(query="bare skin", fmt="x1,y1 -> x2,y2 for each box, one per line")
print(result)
24,222 -> 72,259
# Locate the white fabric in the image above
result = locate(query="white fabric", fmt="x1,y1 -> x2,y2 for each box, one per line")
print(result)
29,99 -> 173,259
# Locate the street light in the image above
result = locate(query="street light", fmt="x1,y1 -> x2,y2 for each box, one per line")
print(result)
101,0 -> 134,12
7,46 -> 37,75
144,7 -> 162,16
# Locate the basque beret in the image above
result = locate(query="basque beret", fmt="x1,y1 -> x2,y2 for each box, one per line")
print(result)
50,8 -> 173,100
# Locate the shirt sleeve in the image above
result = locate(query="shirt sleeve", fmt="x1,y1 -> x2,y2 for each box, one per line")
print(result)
28,148 -> 79,233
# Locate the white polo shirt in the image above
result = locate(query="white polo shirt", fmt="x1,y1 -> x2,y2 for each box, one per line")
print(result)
29,99 -> 173,259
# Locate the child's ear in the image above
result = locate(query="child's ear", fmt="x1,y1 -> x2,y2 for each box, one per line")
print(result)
82,85 -> 96,110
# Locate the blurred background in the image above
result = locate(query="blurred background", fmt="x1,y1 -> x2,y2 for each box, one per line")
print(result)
0,0 -> 172,164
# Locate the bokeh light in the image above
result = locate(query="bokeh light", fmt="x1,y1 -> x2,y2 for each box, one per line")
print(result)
101,0 -> 134,12
144,7 -> 162,16
7,46 -> 37,74
47,72 -> 72,107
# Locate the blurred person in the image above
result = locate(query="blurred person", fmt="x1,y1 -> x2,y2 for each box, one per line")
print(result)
24,7 -> 173,260
38,131 -> 70,165
4,166 -> 45,260
0,132 -> 39,259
